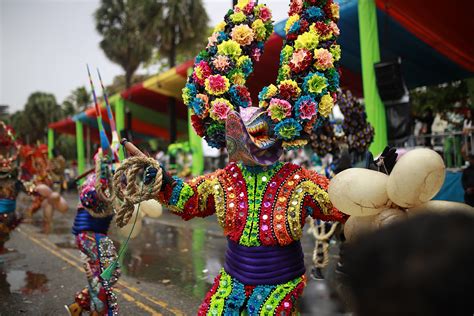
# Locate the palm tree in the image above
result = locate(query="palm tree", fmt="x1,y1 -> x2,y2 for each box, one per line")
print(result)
155,0 -> 209,143
63,86 -> 91,116
95,0 -> 161,89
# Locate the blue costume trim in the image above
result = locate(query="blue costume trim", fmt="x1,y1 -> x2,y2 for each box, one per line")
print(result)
0,199 -> 16,214
72,208 -> 113,235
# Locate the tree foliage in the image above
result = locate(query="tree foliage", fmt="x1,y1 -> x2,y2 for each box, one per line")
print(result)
62,86 -> 91,116
95,0 -> 161,88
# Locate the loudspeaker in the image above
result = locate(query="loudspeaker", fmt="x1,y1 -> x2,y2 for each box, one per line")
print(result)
375,58 -> 407,102
385,101 -> 412,144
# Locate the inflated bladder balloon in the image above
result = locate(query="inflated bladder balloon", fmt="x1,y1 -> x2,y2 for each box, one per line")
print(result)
35,184 -> 52,197
329,168 -> 389,216
373,208 -> 407,229
344,215 -> 376,242
48,192 -> 60,205
117,209 -> 143,239
408,200 -> 474,216
140,199 -> 163,218
387,148 -> 445,208
56,197 -> 68,214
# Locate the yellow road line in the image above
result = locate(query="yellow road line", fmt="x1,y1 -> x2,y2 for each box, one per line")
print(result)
16,228 -> 162,316
19,226 -> 185,316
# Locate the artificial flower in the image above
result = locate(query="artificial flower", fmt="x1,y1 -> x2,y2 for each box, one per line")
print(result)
289,0 -> 303,15
282,139 -> 308,149
314,48 -> 334,71
206,122 -> 226,148
191,115 -> 205,137
229,85 -> 252,108
207,32 -> 219,48
294,31 -> 319,50
267,98 -> 292,122
182,82 -> 197,105
258,84 -> 278,102
330,44 -> 341,61
193,61 -> 212,85
229,70 -> 246,85
236,0 -> 250,10
237,55 -> 253,76
303,72 -> 328,95
288,20 -> 301,35
295,95 -> 317,120
304,115 -> 318,133
257,5 -> 272,22
214,21 -> 226,33
329,21 -> 340,36
251,47 -> 262,61
251,19 -> 267,41
205,74 -> 230,95
212,55 -> 231,72
274,118 -> 303,140
285,14 -> 300,34
210,98 -> 234,121
280,45 -> 294,64
330,2 -> 340,20
306,7 -> 323,20
278,80 -> 301,100
288,49 -> 312,73
217,40 -> 242,59
231,25 -> 254,46
190,96 -> 207,117
277,64 -> 292,82
326,68 -> 340,91
319,93 -> 334,117
230,11 -> 247,23
313,21 -> 332,40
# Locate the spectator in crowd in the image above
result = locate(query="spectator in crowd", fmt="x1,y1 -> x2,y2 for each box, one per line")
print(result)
342,212 -> 474,316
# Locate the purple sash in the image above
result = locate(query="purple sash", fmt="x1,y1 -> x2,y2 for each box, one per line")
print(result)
224,238 -> 306,285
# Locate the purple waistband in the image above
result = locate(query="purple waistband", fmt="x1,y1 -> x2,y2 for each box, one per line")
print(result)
224,238 -> 305,285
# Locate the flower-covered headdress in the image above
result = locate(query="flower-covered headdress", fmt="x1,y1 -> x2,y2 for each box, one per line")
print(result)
184,0 -> 341,151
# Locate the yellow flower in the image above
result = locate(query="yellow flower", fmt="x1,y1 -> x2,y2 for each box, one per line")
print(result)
266,84 -> 278,98
285,14 -> 300,34
331,3 -> 340,20
294,32 -> 319,50
330,44 -> 341,61
251,19 -> 267,41
217,40 -> 242,60
230,71 -> 246,85
282,139 -> 308,149
213,21 -> 226,33
319,93 -> 334,117
259,100 -> 269,108
278,64 -> 291,81
236,0 -> 250,9
230,12 -> 246,23
231,25 -> 255,46
237,55 -> 251,68
281,45 -> 294,64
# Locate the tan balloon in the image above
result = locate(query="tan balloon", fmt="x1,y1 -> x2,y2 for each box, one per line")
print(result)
344,215 -> 376,242
373,208 -> 407,229
139,199 -> 163,218
387,148 -> 445,208
35,184 -> 52,197
329,168 -> 389,216
408,200 -> 474,216
116,209 -> 143,239
56,197 -> 69,214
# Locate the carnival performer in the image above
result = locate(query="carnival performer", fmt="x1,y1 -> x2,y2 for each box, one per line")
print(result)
0,121 -> 26,254
115,0 -> 345,314
50,148 -> 67,193
65,153 -> 120,316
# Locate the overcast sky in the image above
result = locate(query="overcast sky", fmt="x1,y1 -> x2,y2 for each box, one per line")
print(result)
0,0 -> 290,113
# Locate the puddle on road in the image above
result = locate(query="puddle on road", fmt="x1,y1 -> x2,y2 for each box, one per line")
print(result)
112,219 -> 226,298
0,269 -> 48,295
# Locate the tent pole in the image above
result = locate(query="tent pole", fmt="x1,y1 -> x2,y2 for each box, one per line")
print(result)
75,121 -> 85,184
47,128 -> 54,159
115,97 -> 125,160
358,0 -> 388,155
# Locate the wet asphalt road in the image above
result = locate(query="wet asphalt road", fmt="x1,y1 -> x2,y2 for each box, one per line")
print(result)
0,192 -> 345,316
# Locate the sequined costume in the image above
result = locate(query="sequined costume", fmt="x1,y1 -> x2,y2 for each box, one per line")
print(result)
0,121 -> 25,252
68,173 -> 120,316
157,162 -> 346,314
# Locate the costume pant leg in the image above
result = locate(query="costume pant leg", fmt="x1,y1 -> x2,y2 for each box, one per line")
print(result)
198,269 -> 247,316
246,275 -> 306,316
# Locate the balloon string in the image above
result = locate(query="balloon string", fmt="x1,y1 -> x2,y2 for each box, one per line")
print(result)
101,181 -> 144,280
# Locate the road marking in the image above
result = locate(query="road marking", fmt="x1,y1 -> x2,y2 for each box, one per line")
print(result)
16,228 -> 165,316
33,230 -> 185,316
31,228 -> 186,316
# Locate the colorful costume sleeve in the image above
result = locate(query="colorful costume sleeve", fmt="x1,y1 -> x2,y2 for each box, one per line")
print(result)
300,168 -> 348,223
157,169 -> 226,221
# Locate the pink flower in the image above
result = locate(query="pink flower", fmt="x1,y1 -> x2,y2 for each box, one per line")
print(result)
251,47 -> 261,61
314,49 -> 334,71
193,61 -> 212,85
207,32 -> 219,48
243,1 -> 256,13
210,98 -> 233,121
205,74 -> 230,95
259,6 -> 272,22
298,100 -> 317,120
329,21 -> 340,36
267,98 -> 292,121
289,0 -> 303,15
212,55 -> 231,72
